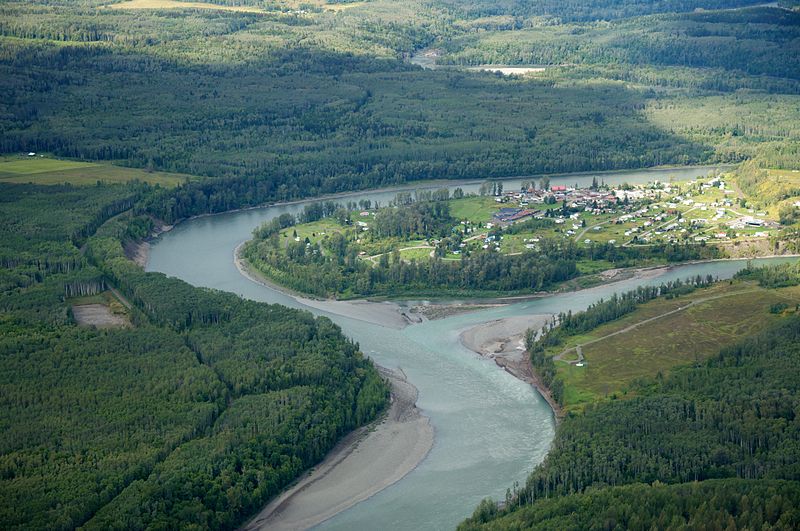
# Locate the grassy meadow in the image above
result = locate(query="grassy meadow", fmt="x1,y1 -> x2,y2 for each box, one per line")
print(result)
553,281 -> 800,411
106,0 -> 267,13
0,157 -> 192,187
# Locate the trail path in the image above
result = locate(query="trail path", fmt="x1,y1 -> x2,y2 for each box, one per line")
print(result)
574,220 -> 612,243
109,286 -> 133,310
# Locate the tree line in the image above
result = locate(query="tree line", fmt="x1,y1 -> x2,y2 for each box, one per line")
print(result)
464,309 -> 800,528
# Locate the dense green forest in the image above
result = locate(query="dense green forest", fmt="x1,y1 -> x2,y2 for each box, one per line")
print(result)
463,310 -> 800,529
465,479 -> 800,529
2,0 -> 799,223
244,231 -> 580,298
0,182 -> 388,529
3,0 -> 800,528
440,7 -> 800,79
736,260 -> 800,288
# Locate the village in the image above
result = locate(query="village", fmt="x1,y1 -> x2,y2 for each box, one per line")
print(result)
276,172 -> 783,266
456,174 -> 782,257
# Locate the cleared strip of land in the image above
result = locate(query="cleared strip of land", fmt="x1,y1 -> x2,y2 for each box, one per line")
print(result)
106,0 -> 265,13
0,158 -> 191,187
555,282 -> 800,410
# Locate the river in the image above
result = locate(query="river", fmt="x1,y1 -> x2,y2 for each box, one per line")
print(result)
147,166 -> 785,530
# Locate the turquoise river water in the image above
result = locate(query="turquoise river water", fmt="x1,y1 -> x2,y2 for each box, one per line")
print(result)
147,166 -> 793,530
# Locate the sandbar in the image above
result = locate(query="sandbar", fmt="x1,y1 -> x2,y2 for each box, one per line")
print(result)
244,367 -> 433,530
234,243 -> 416,329
459,314 -> 564,418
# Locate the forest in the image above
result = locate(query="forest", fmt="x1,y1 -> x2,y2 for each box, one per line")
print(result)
2,1 -> 799,224
463,309 -> 800,529
2,0 -> 800,528
243,230 -> 580,298
0,182 -> 388,529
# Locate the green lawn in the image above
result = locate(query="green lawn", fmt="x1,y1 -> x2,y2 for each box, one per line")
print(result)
0,157 -> 96,175
398,246 -> 434,261
280,218 -> 348,245
449,196 -> 503,224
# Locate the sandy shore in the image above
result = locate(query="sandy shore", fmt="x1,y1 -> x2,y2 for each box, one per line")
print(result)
124,239 -> 150,267
123,220 -> 173,268
460,315 -> 549,358
244,367 -> 433,531
459,315 -> 564,419
234,243 -> 419,329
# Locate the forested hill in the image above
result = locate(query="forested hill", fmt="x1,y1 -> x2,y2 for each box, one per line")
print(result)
461,312 -> 800,530
437,0 -> 766,21
2,0 -> 799,222
0,182 -> 388,529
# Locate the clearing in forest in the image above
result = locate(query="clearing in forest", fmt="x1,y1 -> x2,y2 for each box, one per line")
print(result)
106,0 -> 265,13
71,291 -> 132,328
555,281 -> 800,411
0,157 -> 192,187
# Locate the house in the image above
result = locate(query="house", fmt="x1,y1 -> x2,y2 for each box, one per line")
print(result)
744,217 -> 764,227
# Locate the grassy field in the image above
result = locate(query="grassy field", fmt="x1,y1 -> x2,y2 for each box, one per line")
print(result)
280,218 -> 346,245
756,169 -> 800,218
398,246 -> 434,261
450,196 -> 502,224
553,281 -> 800,412
0,157 -> 192,187
767,169 -> 800,186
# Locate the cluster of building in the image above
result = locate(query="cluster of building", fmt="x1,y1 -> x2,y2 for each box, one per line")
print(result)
491,185 -> 622,224
493,207 -> 538,223
482,174 -> 780,246
518,185 -> 618,211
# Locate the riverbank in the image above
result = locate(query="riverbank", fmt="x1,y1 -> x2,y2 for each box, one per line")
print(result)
132,163 -> 727,270
459,315 -> 564,420
234,243 -> 419,329
124,219 -> 173,267
244,366 -> 433,531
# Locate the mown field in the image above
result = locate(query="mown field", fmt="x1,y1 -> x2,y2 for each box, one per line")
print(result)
0,157 -> 191,187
